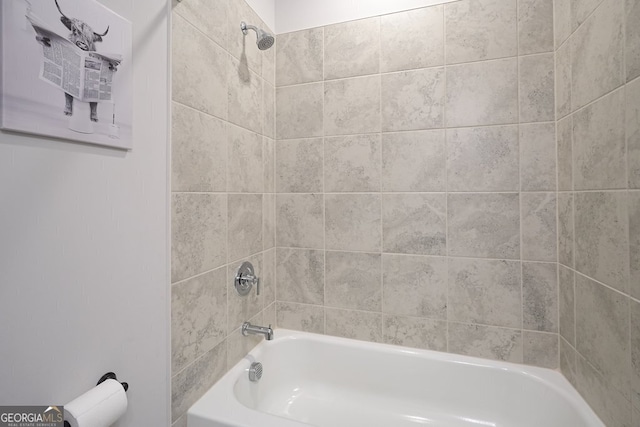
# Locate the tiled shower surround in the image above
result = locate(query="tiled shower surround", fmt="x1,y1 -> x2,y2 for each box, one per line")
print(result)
170,0 -> 640,425
170,1 -> 276,425
554,0 -> 640,422
274,0 -> 558,368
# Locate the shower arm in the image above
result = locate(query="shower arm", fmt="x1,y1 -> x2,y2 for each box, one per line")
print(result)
240,22 -> 258,38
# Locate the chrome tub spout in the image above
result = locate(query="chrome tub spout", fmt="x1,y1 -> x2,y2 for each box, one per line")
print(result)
242,322 -> 274,340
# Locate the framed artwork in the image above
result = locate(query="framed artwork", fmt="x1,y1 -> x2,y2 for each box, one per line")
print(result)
0,0 -> 133,149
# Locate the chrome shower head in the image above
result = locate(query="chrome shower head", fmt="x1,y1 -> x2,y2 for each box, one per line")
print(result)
240,21 -> 274,51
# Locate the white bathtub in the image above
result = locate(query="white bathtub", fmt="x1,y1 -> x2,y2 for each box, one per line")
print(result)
188,329 -> 604,427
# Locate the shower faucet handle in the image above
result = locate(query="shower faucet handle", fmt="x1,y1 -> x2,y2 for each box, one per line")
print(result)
235,261 -> 260,296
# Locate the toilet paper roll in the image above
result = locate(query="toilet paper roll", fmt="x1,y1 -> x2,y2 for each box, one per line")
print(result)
64,379 -> 128,427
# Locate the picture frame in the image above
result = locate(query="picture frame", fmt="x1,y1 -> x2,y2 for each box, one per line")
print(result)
0,0 -> 133,150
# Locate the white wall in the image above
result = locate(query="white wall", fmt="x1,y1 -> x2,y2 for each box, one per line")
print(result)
275,0 -> 457,33
0,0 -> 171,426
246,0 -> 276,32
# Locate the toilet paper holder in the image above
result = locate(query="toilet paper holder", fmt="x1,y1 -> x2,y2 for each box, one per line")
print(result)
63,372 -> 129,427
97,372 -> 129,392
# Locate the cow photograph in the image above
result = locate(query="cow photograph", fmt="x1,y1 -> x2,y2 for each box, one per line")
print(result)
0,0 -> 133,149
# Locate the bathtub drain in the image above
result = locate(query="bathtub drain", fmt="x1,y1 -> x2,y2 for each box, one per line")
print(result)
249,362 -> 263,382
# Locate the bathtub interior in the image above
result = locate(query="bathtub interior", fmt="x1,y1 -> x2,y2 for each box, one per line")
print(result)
230,332 -> 603,427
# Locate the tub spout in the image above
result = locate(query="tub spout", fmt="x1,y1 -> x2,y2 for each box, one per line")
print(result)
242,322 -> 274,340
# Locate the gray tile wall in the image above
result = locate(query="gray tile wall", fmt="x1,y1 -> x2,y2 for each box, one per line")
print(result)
555,0 -> 640,423
274,0 -> 559,371
170,0 -> 276,425
169,0 -> 640,425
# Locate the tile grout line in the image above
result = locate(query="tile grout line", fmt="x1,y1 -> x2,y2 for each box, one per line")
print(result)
622,1 -> 633,404
443,2 -> 450,354
569,261 -> 640,303
554,0 -> 608,52
275,246 -> 558,263
274,121 -> 557,143
570,60 -> 577,362
552,0 -> 562,370
275,52 -> 557,91
515,0 -> 527,364
273,97 -> 278,325
224,37 -> 232,370
322,25 -> 327,336
378,19 -> 385,343
273,189 -> 572,194
516,0 -> 526,363
273,299 -> 550,333
556,81 -> 629,126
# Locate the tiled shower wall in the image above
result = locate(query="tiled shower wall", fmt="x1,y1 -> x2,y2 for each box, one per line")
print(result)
167,0 -> 640,424
274,0 -> 560,368
169,0 -> 276,425
554,0 -> 640,422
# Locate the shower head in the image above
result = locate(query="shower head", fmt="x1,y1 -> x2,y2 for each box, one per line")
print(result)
240,21 -> 274,51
